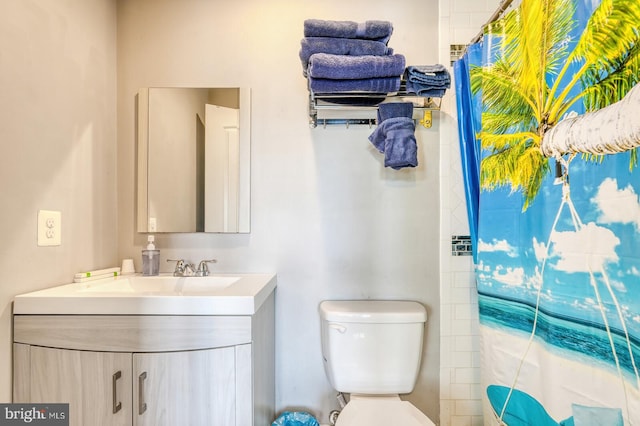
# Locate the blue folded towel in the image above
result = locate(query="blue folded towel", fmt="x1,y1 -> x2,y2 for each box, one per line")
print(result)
300,37 -> 393,73
406,64 -> 448,75
405,65 -> 450,83
308,76 -> 401,94
308,53 -> 406,80
304,19 -> 393,43
407,73 -> 451,85
403,64 -> 451,97
405,83 -> 448,97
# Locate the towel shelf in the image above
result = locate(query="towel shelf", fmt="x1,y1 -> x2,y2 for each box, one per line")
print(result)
308,89 -> 442,128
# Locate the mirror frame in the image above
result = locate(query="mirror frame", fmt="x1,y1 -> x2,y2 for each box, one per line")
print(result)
136,87 -> 251,233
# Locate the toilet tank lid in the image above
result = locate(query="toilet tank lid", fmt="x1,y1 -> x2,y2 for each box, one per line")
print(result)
319,300 -> 426,323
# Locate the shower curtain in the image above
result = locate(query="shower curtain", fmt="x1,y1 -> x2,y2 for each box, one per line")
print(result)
455,0 -> 640,424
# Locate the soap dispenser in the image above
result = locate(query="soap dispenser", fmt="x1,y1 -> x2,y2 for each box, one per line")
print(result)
142,235 -> 160,276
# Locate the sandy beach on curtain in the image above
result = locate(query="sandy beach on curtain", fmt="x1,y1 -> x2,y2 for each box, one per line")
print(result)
479,324 -> 640,425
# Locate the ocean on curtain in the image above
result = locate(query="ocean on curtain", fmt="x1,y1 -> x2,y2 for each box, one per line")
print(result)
455,0 -> 640,425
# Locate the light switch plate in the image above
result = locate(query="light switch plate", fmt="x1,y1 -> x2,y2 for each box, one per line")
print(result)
38,210 -> 61,246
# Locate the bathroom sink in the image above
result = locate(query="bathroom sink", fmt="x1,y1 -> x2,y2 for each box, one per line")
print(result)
78,275 -> 241,294
13,273 -> 276,315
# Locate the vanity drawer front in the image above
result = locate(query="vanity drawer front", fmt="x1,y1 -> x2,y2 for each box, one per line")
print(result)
14,315 -> 252,352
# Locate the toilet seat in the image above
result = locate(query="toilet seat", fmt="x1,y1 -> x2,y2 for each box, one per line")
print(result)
334,395 -> 435,426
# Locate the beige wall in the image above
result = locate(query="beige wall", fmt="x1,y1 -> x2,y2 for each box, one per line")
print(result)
0,0 -> 118,401
117,0 -> 441,422
0,0 -> 443,422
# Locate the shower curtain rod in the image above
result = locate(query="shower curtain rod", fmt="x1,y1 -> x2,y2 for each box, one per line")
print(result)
468,0 -> 515,45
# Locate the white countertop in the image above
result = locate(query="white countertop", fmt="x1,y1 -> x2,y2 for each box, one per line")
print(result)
13,273 -> 277,315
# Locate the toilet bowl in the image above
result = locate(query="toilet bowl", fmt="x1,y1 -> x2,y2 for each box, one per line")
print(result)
335,395 -> 435,426
319,300 -> 436,426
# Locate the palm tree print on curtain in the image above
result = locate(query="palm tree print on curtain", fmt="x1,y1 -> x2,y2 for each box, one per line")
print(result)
473,0 -> 640,209
460,0 -> 640,424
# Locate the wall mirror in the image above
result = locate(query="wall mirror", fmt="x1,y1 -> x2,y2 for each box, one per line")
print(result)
137,87 -> 250,233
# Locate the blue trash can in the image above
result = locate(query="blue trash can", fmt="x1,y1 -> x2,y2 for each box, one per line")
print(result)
272,411 -> 320,426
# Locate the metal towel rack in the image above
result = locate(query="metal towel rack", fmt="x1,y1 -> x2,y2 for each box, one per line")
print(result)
308,86 -> 442,129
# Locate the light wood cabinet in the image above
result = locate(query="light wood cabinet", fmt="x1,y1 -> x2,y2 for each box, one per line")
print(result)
13,293 -> 274,426
27,346 -> 132,426
133,347 -> 238,426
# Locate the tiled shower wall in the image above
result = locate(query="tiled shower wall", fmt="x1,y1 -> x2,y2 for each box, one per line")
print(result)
438,0 -> 502,425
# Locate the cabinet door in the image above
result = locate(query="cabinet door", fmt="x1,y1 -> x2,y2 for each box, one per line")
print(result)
29,346 -> 132,426
133,347 -> 236,426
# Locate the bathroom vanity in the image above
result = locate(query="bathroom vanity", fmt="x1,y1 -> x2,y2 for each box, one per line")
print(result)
12,274 -> 276,426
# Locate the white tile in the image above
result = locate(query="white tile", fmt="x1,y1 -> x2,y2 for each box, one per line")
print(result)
452,26 -> 482,44
441,273 -> 455,299
455,399 -> 484,416
440,305 -> 453,336
450,252 -> 473,272
440,400 -> 454,426
455,303 -> 476,320
450,287 -> 473,304
450,383 -> 472,399
440,0 -> 452,18
455,367 -> 481,384
452,319 -> 473,335
441,374 -> 452,398
471,415 -> 484,426
454,335 -> 475,352
471,349 -> 481,368
451,415 -> 472,426
470,384 -> 483,400
450,12 -> 471,27
451,351 -> 472,368
454,271 -> 476,288
453,0 -> 491,13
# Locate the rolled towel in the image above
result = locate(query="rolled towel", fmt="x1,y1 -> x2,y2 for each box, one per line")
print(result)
308,53 -> 406,80
300,37 -> 393,72
308,76 -> 401,94
304,19 -> 393,43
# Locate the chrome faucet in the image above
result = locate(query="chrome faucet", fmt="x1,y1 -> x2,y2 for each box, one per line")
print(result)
167,259 -> 217,277
167,259 -> 196,277
196,259 -> 217,276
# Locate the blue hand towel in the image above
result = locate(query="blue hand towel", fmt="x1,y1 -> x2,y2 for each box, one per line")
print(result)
377,102 -> 413,122
385,127 -> 418,169
368,115 -> 417,170
308,76 -> 401,94
304,19 -> 393,43
299,37 -> 393,72
368,116 -> 414,153
308,53 -> 406,80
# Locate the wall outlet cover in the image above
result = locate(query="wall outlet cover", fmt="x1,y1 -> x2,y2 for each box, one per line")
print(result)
38,210 -> 62,246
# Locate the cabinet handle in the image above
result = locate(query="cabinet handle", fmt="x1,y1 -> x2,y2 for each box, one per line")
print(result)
112,371 -> 122,414
138,371 -> 148,415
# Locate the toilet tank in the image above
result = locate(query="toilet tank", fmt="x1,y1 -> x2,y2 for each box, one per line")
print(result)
319,300 -> 427,395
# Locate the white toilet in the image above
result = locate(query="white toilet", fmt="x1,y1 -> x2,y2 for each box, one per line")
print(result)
319,300 -> 436,426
